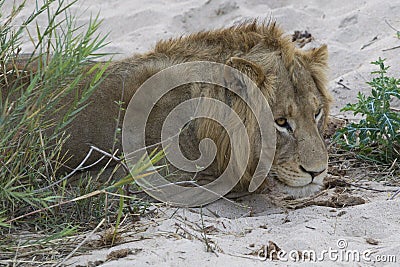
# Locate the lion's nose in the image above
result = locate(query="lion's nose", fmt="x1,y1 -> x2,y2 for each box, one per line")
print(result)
299,166 -> 326,180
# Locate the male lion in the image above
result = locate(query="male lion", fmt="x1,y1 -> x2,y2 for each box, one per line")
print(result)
7,21 -> 333,198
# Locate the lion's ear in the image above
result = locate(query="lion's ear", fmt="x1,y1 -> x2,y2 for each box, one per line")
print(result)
306,44 -> 328,67
224,57 -> 266,87
303,44 -> 333,128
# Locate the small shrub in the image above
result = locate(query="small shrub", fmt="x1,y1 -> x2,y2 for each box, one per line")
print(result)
335,58 -> 400,165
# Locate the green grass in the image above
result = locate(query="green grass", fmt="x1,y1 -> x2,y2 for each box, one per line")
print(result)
0,0 -> 165,264
335,58 -> 400,167
0,0 -> 108,226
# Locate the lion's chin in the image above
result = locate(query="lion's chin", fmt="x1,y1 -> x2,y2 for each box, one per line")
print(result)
262,176 -> 324,199
279,182 -> 323,198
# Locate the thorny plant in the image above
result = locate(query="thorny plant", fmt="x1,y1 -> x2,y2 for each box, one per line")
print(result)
335,58 -> 400,168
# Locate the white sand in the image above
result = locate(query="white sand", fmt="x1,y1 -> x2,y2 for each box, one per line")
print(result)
70,0 -> 400,116
4,0 -> 400,266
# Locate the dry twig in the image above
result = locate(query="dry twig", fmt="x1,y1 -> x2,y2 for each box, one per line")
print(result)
55,218 -> 106,266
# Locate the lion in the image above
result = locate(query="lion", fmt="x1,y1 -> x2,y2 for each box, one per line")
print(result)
4,21 -> 332,199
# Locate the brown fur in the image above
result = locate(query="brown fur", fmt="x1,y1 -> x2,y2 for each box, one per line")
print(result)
3,21 -> 333,197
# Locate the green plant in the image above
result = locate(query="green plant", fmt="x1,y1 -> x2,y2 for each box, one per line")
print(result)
0,1 -> 166,263
335,58 -> 400,165
0,0 -> 108,225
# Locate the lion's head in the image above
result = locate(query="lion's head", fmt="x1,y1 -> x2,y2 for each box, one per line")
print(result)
270,46 -> 331,198
261,45 -> 331,198
219,26 -> 332,198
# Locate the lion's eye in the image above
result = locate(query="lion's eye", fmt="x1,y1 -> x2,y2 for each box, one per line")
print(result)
315,108 -> 323,121
275,118 -> 287,126
275,118 -> 292,132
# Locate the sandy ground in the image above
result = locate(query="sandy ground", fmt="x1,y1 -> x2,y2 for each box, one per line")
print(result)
4,0 -> 400,266
66,184 -> 400,267
71,0 -> 400,116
